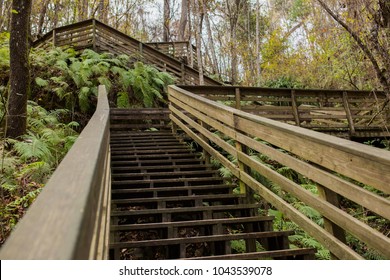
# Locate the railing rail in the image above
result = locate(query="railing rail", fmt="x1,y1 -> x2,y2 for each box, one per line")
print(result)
168,85 -> 390,259
32,19 -> 221,86
179,85 -> 389,138
0,85 -> 111,259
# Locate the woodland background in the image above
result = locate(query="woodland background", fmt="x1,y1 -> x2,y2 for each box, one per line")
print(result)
0,0 -> 389,90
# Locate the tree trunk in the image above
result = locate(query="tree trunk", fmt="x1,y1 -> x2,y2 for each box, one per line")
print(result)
256,0 -> 261,85
226,0 -> 242,85
6,0 -> 32,139
37,0 -> 49,36
202,0 -> 220,78
0,0 -> 11,31
178,0 -> 188,41
78,0 -> 88,21
315,0 -> 389,93
194,0 -> 204,85
98,0 -> 109,23
163,0 -> 170,41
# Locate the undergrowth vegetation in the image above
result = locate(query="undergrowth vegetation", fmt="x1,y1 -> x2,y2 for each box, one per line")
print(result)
0,102 -> 78,244
0,36 -> 175,245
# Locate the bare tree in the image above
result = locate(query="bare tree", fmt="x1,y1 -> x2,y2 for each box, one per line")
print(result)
37,0 -> 49,36
193,0 -> 204,84
201,0 -> 220,78
163,0 -> 170,41
6,0 -> 32,138
315,0 -> 389,94
178,0 -> 188,41
226,0 -> 245,85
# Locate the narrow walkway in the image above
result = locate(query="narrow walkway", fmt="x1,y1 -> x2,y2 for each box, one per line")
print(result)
108,109 -> 316,260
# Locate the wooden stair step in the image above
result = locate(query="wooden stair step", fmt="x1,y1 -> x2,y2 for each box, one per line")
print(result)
112,170 -> 219,179
111,216 -> 274,231
111,158 -> 204,166
112,193 -> 245,204
111,149 -> 193,155
111,203 -> 259,216
184,248 -> 317,260
111,184 -> 234,195
111,164 -> 214,172
110,231 -> 293,248
112,177 -> 224,187
111,153 -> 201,160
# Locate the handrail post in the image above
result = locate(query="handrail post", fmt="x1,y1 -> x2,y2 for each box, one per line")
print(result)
52,29 -> 57,46
199,121 -> 211,165
235,87 -> 241,109
342,91 -> 355,136
291,89 -> 301,127
92,19 -> 97,51
139,42 -> 144,62
316,184 -> 347,259
181,63 -> 185,84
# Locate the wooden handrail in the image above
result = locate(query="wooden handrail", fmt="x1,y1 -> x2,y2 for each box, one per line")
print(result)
178,85 -> 389,138
168,85 -> 390,259
0,85 -> 111,260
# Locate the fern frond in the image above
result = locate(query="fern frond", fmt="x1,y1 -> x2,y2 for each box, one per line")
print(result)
117,91 -> 130,108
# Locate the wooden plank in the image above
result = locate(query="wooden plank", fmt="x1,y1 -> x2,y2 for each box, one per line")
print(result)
185,248 -> 316,260
237,150 -> 390,258
170,114 -> 239,177
169,105 -> 237,157
169,86 -> 235,127
110,231 -> 293,248
239,172 -> 363,260
234,114 -> 390,194
235,132 -> 390,221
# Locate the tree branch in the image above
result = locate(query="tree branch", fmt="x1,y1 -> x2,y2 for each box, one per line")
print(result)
315,0 -> 389,91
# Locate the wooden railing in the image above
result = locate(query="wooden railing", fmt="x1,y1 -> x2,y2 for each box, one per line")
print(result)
180,85 -> 390,138
0,85 -> 111,259
145,41 -> 197,68
168,85 -> 390,260
32,19 -> 221,86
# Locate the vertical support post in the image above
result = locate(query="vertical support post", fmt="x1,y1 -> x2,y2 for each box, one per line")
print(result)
186,42 -> 190,65
342,91 -> 355,136
181,63 -> 185,84
200,121 -> 211,165
235,87 -> 241,109
139,42 -> 144,62
291,90 -> 301,127
189,44 -> 194,68
317,184 -> 347,259
92,19 -> 97,51
52,29 -> 57,46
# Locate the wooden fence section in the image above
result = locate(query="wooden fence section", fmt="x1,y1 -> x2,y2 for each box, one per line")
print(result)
168,85 -> 390,260
32,19 -> 221,86
0,86 -> 111,260
145,41 -> 197,68
180,85 -> 390,139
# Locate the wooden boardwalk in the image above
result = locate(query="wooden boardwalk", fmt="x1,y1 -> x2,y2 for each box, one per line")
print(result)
109,109 -> 316,260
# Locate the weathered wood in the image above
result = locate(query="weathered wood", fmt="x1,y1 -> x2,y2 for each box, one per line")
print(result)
168,85 -> 390,259
185,248 -> 317,260
110,231 -> 293,248
0,85 -> 111,259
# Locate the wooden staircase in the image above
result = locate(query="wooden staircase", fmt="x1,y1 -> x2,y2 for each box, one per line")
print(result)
109,108 -> 316,260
